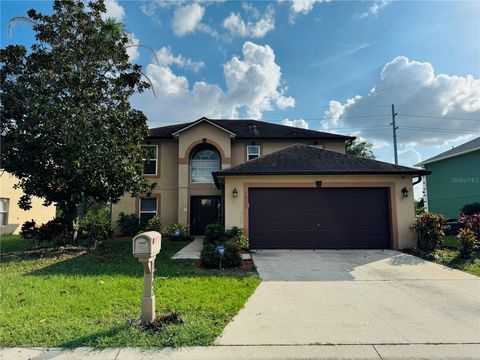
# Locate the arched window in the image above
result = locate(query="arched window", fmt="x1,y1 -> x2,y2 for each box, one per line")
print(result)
190,147 -> 220,183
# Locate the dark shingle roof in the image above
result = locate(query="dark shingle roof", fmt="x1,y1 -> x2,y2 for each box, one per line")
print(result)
213,144 -> 430,183
149,117 -> 354,140
417,137 -> 480,165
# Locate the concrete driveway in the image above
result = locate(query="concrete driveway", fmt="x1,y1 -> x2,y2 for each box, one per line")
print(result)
217,250 -> 480,346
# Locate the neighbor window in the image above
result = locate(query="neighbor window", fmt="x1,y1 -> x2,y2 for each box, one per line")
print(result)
139,198 -> 157,224
190,148 -> 220,183
0,198 -> 8,226
142,145 -> 158,175
247,145 -> 260,161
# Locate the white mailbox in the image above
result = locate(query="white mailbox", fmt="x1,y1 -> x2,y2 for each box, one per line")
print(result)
132,231 -> 162,325
133,231 -> 161,258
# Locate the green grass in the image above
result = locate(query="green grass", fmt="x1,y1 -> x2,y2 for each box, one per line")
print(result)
443,235 -> 461,249
0,234 -> 30,252
0,236 -> 260,348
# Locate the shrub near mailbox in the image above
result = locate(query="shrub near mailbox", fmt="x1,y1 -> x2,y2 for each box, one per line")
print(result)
133,231 -> 161,259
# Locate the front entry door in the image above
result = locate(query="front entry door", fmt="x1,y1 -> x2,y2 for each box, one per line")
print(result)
190,196 -> 221,235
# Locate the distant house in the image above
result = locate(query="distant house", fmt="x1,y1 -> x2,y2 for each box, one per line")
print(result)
0,171 -> 56,235
417,137 -> 480,219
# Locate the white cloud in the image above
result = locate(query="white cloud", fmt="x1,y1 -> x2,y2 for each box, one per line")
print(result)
287,0 -> 330,23
223,4 -> 275,38
103,0 -> 125,22
310,43 -> 373,67
358,0 -> 391,19
126,33 -> 140,62
322,56 -> 480,147
282,118 -> 309,129
172,3 -> 205,36
155,47 -> 205,72
133,41 -> 295,123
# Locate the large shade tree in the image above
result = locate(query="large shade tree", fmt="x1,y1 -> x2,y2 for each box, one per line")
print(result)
1,0 -> 154,230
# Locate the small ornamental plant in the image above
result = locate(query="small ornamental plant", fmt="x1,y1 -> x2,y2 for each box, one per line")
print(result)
457,228 -> 477,259
459,213 -> 480,243
410,212 -> 447,254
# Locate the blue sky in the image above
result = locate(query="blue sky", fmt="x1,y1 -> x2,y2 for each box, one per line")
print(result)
2,0 -> 479,173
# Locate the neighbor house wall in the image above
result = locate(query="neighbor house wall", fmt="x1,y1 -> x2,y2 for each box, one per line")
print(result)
424,151 -> 480,219
223,174 -> 416,249
0,172 -> 56,235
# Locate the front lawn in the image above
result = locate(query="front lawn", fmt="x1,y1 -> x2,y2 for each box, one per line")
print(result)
0,235 -> 260,348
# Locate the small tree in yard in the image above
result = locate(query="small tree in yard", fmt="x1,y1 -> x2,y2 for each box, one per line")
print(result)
410,212 -> 447,254
1,0 -> 154,237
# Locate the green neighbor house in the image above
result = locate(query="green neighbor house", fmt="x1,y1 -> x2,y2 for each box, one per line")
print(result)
417,137 -> 480,219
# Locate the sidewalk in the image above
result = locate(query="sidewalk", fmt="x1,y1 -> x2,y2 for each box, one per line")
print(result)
2,344 -> 480,360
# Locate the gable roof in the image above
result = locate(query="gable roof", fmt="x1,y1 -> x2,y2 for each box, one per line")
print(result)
171,118 -> 237,137
417,137 -> 480,166
213,144 -> 430,185
149,117 -> 355,141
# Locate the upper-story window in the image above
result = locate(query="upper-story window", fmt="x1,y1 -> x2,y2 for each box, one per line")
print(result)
190,147 -> 220,183
247,145 -> 260,161
142,145 -> 158,175
0,198 -> 8,226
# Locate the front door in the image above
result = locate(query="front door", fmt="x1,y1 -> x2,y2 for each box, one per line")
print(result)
190,196 -> 221,235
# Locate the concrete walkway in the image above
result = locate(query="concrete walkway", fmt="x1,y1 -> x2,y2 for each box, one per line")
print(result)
172,237 -> 251,260
217,250 -> 480,346
3,344 -> 480,359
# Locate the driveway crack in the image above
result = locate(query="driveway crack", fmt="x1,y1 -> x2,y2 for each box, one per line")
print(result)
372,344 -> 384,360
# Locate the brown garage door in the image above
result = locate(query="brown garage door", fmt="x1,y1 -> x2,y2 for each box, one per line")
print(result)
248,187 -> 391,249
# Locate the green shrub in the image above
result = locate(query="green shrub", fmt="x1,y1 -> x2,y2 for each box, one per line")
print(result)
142,215 -> 162,232
458,228 -> 477,259
461,202 -> 480,216
77,208 -> 112,248
410,212 -> 447,254
20,220 -> 40,244
225,226 -> 249,250
203,223 -> 226,244
117,212 -> 141,237
162,222 -> 192,241
200,243 -> 242,268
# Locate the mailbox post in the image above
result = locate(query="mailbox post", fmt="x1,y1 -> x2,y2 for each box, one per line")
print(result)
133,231 -> 161,325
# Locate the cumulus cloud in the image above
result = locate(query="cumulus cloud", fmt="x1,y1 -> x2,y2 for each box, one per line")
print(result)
172,3 -> 205,36
133,41 -> 295,123
358,0 -> 391,19
103,0 -> 125,21
287,0 -> 330,23
282,118 -> 309,129
321,56 -> 480,146
155,47 -> 205,72
126,33 -> 140,62
223,4 -> 275,38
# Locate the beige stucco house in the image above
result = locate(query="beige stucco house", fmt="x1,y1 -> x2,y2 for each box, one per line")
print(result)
112,117 -> 429,249
0,171 -> 56,235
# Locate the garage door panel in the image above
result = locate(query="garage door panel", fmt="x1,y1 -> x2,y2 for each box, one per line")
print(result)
249,187 -> 391,249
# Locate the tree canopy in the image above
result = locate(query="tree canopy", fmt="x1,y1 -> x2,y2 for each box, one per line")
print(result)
346,138 -> 376,159
1,0 -> 154,226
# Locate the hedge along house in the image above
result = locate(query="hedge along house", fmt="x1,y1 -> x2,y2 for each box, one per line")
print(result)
417,137 -> 480,219
112,117 -> 430,249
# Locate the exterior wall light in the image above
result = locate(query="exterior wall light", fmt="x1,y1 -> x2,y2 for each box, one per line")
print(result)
232,188 -> 238,198
401,187 -> 409,198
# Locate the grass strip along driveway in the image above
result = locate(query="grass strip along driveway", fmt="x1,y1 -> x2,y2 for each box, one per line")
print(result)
0,236 -> 259,348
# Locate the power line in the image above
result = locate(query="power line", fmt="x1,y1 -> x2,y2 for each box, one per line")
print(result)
398,114 -> 480,122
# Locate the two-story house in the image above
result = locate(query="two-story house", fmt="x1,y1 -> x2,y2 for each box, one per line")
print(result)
112,117 -> 430,249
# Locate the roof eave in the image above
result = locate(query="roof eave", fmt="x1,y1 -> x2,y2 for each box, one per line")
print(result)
171,118 -> 237,138
416,146 -> 480,166
213,169 -> 432,178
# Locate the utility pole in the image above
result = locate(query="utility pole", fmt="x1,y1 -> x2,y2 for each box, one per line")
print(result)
390,104 -> 398,164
